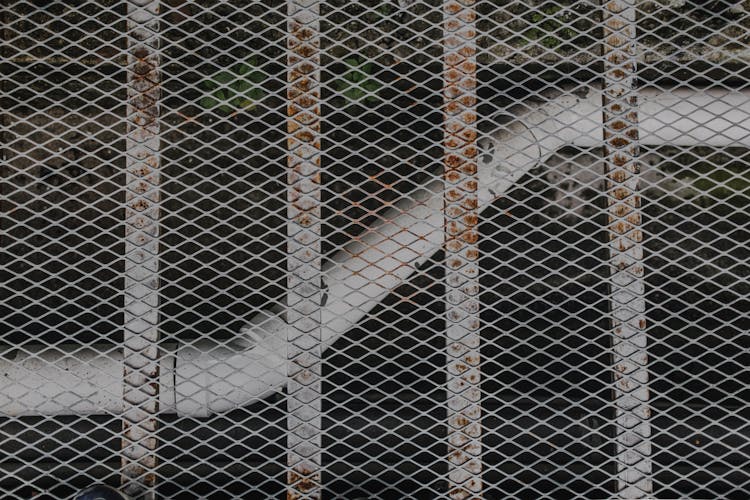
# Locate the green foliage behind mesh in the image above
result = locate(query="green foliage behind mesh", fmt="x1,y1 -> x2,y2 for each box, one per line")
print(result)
199,58 -> 266,115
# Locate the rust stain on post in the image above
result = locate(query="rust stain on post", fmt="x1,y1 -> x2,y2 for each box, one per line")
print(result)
287,1 -> 322,499
122,0 -> 161,498
601,0 -> 652,498
444,1 -> 481,499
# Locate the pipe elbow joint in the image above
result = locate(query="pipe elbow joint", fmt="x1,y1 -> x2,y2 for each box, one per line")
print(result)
173,341 -> 286,418
478,120 -> 541,205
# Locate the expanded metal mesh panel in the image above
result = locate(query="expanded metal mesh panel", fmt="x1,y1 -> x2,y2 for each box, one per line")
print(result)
1,1 -> 749,498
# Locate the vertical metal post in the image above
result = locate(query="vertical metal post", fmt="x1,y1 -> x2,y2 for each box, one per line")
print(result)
444,1 -> 481,498
287,1 -> 322,498
600,0 -> 652,498
122,0 -> 161,497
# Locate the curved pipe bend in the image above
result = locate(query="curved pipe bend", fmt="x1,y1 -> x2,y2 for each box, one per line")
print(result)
3,86 -> 750,417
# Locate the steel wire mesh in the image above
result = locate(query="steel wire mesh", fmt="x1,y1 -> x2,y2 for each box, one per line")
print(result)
1,0 -> 749,498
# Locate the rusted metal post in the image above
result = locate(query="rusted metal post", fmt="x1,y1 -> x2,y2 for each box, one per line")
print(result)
287,1 -> 322,498
600,0 -> 652,498
122,0 -> 161,497
444,1 -> 481,499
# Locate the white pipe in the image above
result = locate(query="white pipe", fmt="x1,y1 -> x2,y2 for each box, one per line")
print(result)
479,86 -> 750,201
0,344 -> 175,417
3,86 -> 749,417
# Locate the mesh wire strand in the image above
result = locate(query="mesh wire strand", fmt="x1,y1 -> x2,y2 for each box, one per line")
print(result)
1,0 -> 749,498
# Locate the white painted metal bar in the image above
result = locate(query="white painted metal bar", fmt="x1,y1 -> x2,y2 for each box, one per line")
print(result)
286,1 -> 323,498
600,0 -> 653,498
122,0 -> 161,497
444,1 -> 481,498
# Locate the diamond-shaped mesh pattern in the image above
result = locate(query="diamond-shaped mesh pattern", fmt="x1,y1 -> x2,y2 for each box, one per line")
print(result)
1,1 -> 749,498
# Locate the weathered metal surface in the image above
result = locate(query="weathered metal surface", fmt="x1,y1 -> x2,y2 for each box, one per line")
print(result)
2,2 -> 750,498
444,1 -> 481,499
287,1 -> 322,498
122,0 -> 161,497
601,0 -> 652,498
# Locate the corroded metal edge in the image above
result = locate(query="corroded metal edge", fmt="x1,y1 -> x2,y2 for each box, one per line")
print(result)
122,0 -> 161,497
601,1 -> 652,498
444,1 -> 481,499
287,1 -> 323,499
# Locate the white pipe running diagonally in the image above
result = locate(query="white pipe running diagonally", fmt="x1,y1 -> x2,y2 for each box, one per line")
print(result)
2,87 -> 750,418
